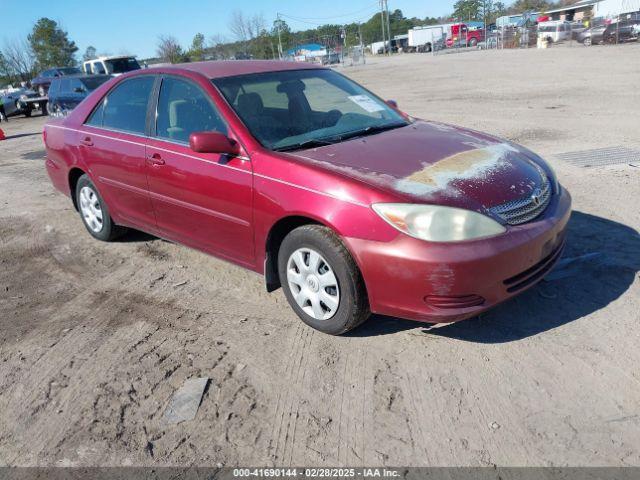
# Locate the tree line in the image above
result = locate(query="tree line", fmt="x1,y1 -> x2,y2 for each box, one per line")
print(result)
1,0 -> 568,85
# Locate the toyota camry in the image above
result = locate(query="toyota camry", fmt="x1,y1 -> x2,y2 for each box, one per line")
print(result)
43,61 -> 571,334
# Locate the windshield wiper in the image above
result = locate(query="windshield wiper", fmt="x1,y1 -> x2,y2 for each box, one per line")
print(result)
273,138 -> 335,152
336,122 -> 407,142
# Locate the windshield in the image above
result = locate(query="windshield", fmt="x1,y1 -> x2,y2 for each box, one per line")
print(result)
104,58 -> 141,74
80,76 -> 111,91
213,69 -> 409,151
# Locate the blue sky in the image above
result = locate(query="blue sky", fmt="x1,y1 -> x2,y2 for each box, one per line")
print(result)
2,0 -> 455,59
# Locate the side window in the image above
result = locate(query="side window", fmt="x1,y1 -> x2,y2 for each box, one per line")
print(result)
71,79 -> 83,93
60,78 -> 71,93
86,100 -> 105,127
93,62 -> 106,74
48,80 -> 59,95
99,76 -> 154,134
156,77 -> 227,144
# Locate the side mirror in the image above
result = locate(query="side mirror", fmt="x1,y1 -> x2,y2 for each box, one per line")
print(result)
189,131 -> 240,156
386,99 -> 398,109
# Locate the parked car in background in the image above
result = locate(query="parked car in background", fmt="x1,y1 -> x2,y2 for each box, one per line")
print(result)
48,74 -> 112,117
31,67 -> 82,96
537,21 -> 572,43
578,24 -> 607,45
569,20 -> 588,39
321,52 -> 341,65
579,19 -> 640,45
0,87 -> 40,117
602,18 -> 640,42
82,55 -> 141,76
44,61 -> 570,335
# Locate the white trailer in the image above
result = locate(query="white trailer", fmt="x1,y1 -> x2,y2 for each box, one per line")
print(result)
408,25 -> 448,52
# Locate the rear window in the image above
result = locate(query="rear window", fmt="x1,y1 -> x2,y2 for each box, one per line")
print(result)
86,76 -> 154,134
105,58 -> 141,74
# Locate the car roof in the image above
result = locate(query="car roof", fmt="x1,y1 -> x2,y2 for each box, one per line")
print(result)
51,74 -> 111,81
157,60 -> 324,79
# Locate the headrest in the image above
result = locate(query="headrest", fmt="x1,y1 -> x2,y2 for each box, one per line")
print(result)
237,92 -> 264,116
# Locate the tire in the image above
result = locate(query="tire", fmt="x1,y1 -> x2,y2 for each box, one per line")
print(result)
75,174 -> 126,241
425,43 -> 432,52
24,108 -> 32,118
583,37 -> 592,46
278,225 -> 370,335
469,38 -> 478,47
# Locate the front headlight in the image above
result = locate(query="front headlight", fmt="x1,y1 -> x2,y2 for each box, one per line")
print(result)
372,203 -> 506,242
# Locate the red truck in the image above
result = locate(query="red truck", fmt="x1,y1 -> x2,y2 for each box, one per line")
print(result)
446,23 -> 485,47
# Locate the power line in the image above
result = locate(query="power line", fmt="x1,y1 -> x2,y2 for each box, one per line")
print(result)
278,2 -> 379,22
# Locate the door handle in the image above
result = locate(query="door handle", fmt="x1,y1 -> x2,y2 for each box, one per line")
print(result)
80,136 -> 93,146
146,153 -> 165,166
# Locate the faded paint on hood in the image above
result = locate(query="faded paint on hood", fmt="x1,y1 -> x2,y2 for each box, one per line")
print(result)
290,120 -> 545,210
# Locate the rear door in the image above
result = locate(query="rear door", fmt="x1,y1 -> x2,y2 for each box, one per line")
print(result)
145,75 -> 254,265
80,75 -> 157,230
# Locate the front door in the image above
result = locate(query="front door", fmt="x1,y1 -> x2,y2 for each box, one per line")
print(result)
145,76 -> 254,266
80,75 -> 157,230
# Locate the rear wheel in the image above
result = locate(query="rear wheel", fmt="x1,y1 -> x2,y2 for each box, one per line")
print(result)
469,38 -> 478,47
278,225 -> 370,335
75,174 -> 126,241
583,36 -> 592,46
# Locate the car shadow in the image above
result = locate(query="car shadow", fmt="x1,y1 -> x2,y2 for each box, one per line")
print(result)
114,229 -> 158,243
347,211 -> 640,342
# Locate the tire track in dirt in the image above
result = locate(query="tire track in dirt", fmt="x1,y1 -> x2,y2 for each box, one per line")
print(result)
269,322 -> 313,464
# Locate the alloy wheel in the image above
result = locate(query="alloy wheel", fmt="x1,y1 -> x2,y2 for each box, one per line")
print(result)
79,186 -> 103,233
286,247 -> 340,320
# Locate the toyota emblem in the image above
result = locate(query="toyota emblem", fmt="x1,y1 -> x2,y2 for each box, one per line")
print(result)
531,188 -> 542,206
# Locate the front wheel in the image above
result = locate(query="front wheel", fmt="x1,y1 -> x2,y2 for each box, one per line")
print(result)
278,225 -> 370,335
468,38 -> 478,47
75,174 -> 126,241
583,37 -> 592,46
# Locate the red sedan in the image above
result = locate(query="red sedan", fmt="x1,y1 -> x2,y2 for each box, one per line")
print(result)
43,61 -> 571,335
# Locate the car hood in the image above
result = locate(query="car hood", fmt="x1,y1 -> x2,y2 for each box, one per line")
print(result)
289,120 -> 546,211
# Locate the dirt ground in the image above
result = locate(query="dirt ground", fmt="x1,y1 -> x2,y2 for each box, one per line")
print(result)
1,44 -> 639,467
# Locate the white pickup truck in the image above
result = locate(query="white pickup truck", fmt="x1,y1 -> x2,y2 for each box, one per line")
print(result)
82,55 -> 141,76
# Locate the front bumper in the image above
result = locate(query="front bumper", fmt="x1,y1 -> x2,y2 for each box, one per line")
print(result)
346,186 -> 572,323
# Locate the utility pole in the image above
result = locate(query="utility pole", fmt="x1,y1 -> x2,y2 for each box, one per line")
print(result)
276,13 -> 283,60
385,0 -> 392,56
379,0 -> 387,55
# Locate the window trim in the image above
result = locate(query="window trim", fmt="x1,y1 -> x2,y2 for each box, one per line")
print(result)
151,74 -> 230,146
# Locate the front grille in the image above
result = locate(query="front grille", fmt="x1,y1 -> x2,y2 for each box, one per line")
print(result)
489,171 -> 552,225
